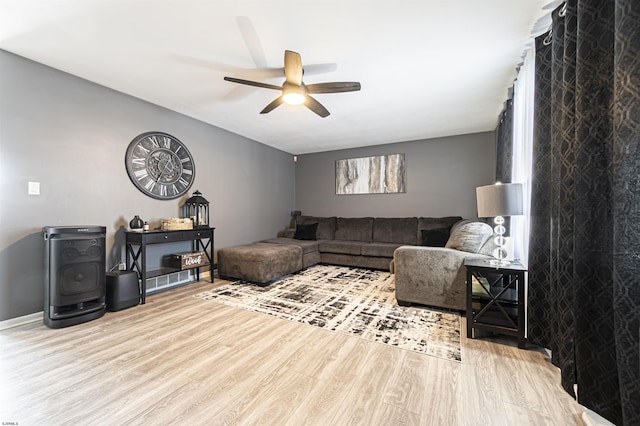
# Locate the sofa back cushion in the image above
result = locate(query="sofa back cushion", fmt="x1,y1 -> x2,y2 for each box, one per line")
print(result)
335,217 -> 374,242
445,220 -> 493,253
296,216 -> 337,240
372,217 -> 417,244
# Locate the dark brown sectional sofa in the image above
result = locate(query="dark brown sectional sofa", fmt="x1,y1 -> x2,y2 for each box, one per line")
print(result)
217,213 -> 495,311
262,215 -> 463,271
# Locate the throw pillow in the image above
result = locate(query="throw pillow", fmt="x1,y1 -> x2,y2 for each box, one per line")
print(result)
294,222 -> 318,240
445,221 -> 493,253
479,236 -> 497,257
420,227 -> 451,247
297,216 -> 337,240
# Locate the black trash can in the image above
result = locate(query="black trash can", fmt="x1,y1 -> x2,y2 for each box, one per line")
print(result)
106,271 -> 140,311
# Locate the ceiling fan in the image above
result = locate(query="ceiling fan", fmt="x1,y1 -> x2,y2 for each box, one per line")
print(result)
223,50 -> 361,118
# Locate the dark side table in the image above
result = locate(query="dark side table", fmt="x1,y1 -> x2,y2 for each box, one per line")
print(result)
465,258 -> 527,349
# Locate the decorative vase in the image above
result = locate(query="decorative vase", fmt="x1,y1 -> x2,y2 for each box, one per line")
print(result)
129,215 -> 144,230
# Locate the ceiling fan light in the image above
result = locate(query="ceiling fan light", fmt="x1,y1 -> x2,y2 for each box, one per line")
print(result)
282,84 -> 306,105
282,91 -> 306,105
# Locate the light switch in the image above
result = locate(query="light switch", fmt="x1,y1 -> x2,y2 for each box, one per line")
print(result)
28,181 -> 40,195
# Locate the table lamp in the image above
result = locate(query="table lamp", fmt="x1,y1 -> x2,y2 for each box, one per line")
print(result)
476,182 -> 523,265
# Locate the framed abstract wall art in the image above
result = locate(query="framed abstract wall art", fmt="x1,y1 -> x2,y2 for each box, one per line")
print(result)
335,153 -> 406,195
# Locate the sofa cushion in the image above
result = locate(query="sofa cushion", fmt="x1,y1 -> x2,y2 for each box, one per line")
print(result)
334,217 -> 374,242
318,240 -> 363,255
294,222 -> 318,240
277,228 -> 295,238
261,238 -> 319,255
417,216 -> 462,243
297,216 -> 336,240
361,242 -> 403,257
321,252 -> 392,271
445,220 -> 493,253
372,217 -> 417,244
420,227 -> 450,247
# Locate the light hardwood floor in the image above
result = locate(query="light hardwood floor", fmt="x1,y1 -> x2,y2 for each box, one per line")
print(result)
1,278 -> 586,425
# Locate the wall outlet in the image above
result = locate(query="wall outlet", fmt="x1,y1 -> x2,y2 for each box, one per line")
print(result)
28,181 -> 40,195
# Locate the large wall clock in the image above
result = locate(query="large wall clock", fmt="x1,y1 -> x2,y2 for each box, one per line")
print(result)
125,131 -> 195,200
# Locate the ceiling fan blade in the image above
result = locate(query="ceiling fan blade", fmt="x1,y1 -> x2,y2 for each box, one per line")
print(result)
264,62 -> 337,79
304,95 -> 330,118
303,63 -> 338,75
284,50 -> 303,85
260,97 -> 284,114
174,54 -> 284,81
306,82 -> 361,94
224,76 -> 282,91
236,16 -> 268,69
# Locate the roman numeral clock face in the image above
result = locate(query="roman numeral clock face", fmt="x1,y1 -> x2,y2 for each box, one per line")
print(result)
125,132 -> 195,200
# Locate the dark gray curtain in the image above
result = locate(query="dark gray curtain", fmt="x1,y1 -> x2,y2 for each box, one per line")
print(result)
528,0 -> 640,424
495,98 -> 513,183
529,35 -> 554,348
495,97 -> 514,234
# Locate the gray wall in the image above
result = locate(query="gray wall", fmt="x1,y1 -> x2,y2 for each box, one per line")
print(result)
295,133 -> 496,218
0,50 -> 294,321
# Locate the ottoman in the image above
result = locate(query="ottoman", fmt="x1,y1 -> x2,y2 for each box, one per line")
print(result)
217,242 -> 302,284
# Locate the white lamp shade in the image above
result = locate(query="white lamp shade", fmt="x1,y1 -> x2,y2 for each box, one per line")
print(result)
476,183 -> 523,218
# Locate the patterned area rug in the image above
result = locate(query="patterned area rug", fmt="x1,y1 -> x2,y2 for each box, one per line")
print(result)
194,265 -> 461,361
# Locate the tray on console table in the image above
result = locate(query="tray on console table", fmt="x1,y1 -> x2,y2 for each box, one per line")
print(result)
125,227 -> 214,304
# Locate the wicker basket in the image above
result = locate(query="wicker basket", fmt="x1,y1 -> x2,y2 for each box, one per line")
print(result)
160,218 -> 193,231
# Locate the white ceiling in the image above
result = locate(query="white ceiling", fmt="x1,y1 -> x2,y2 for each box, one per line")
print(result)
0,0 -> 553,154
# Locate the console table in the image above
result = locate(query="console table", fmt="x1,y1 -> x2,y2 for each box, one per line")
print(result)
125,227 -> 214,304
465,258 -> 527,349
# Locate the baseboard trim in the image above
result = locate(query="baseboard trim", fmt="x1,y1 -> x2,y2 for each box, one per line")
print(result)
0,312 -> 42,330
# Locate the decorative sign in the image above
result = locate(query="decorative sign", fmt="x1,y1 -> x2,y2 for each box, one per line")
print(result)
167,251 -> 208,270
335,153 -> 406,195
